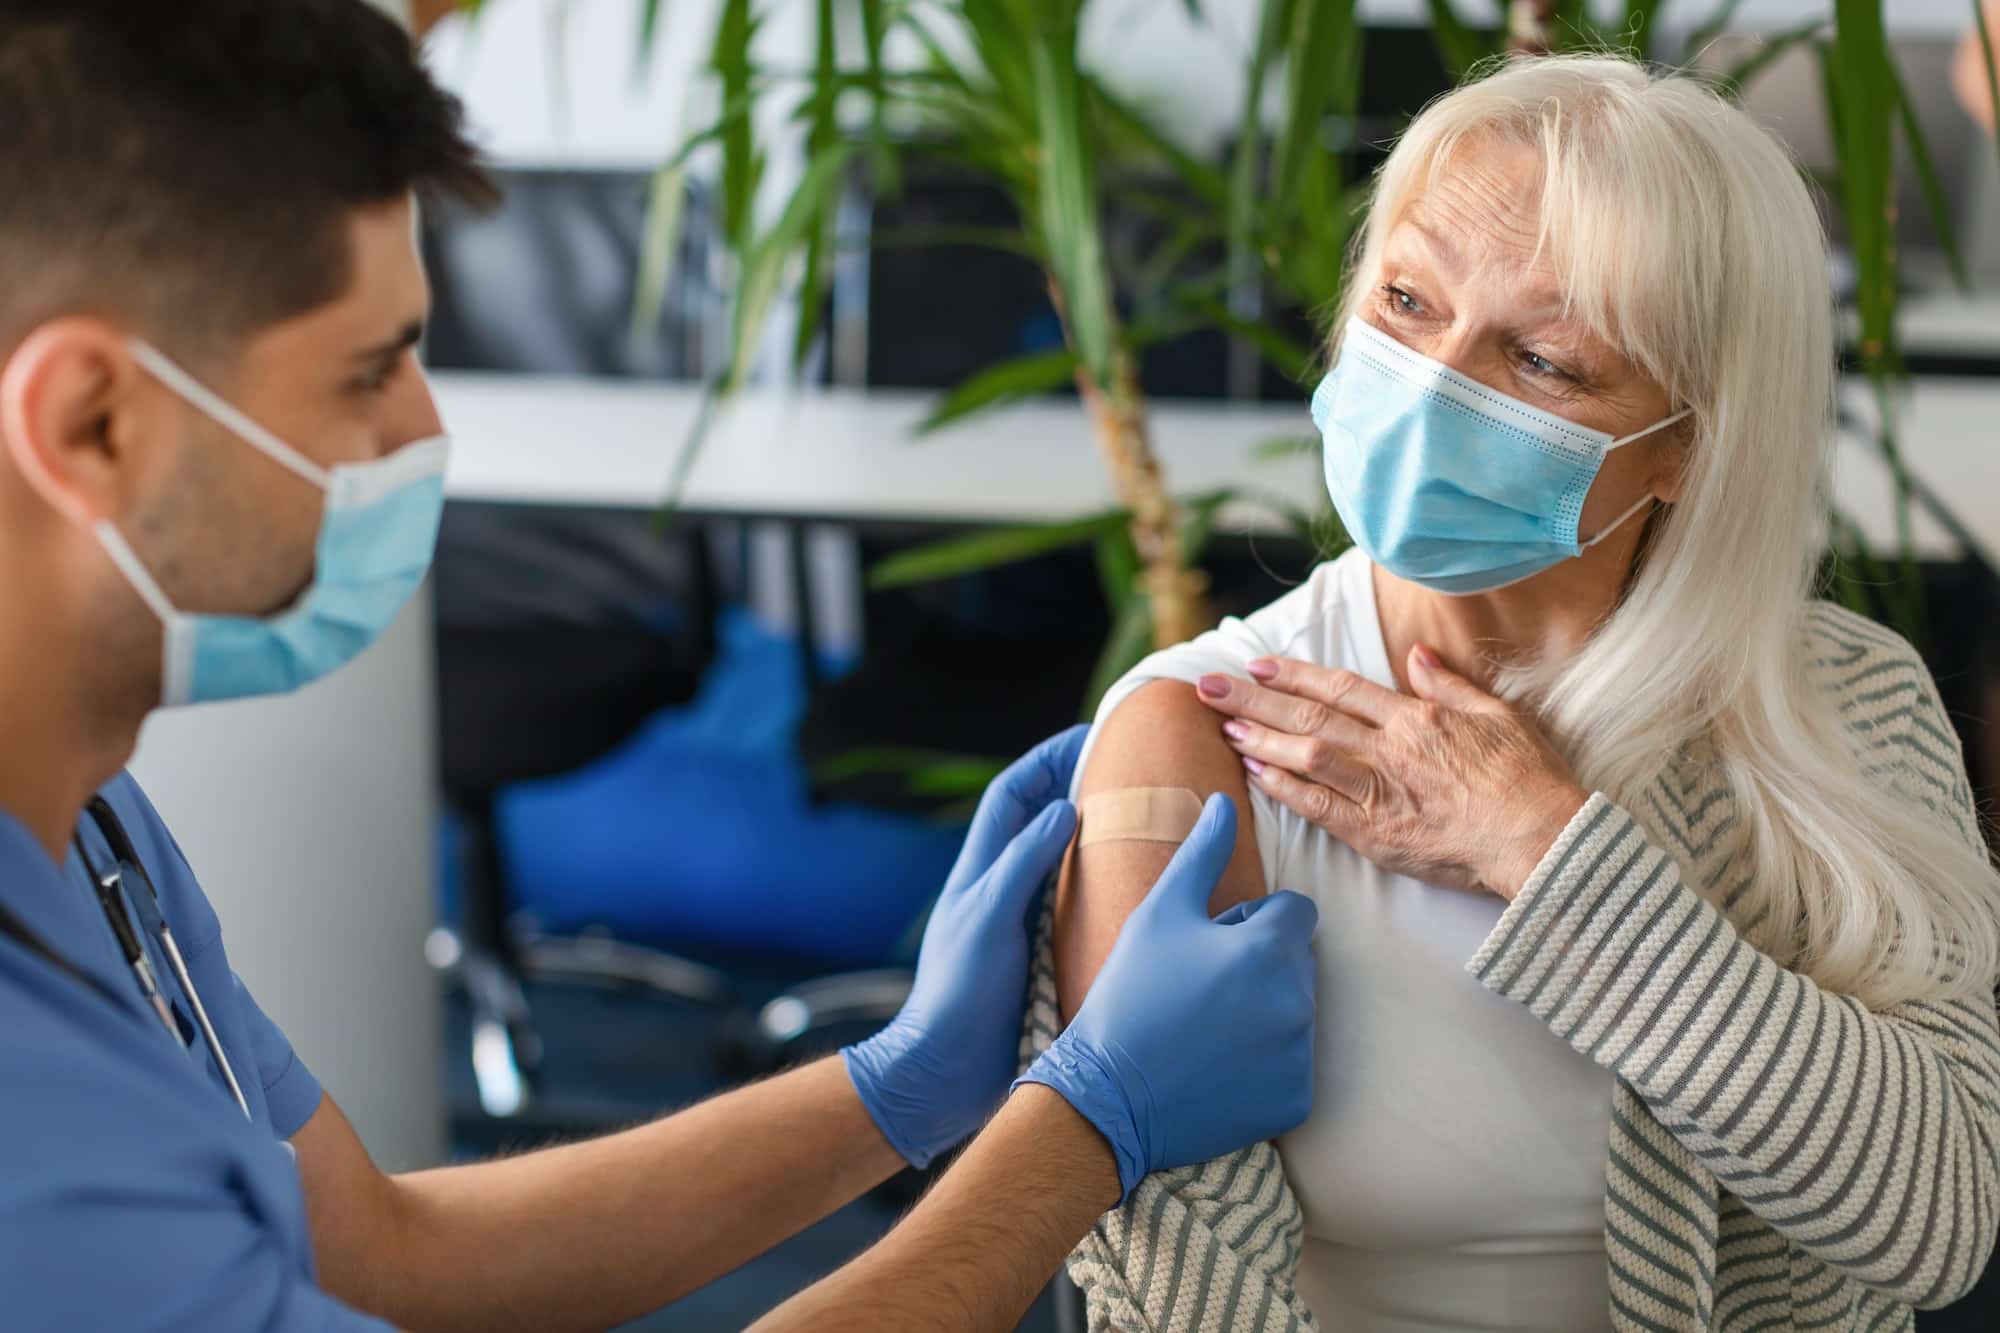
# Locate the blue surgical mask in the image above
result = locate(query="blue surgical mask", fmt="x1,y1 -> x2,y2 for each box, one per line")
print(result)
1312,317 -> 1689,595
97,340 -> 450,707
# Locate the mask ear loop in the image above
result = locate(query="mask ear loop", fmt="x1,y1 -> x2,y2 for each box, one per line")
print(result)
126,340 -> 330,490
1606,406 -> 1692,450
1579,493 -> 1658,550
1583,406 -> 1692,549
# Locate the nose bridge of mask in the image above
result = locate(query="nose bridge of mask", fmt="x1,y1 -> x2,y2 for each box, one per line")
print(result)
1337,318 -> 1690,458
127,340 -> 330,493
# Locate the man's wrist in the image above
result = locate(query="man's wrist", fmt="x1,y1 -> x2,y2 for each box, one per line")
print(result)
841,1039 -> 936,1169
1004,1083 -> 1121,1213
1012,1040 -> 1143,1204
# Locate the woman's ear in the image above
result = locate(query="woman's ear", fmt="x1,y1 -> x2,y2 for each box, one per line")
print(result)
0,319 -> 162,527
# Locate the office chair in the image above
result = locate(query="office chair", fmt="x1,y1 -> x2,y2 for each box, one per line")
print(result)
422,169 -> 925,1117
430,501 -> 721,1115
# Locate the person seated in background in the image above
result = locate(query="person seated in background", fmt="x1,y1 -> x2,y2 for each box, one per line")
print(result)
1047,53 -> 2000,1333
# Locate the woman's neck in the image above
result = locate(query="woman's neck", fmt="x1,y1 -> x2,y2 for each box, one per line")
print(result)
1370,527 -> 1643,694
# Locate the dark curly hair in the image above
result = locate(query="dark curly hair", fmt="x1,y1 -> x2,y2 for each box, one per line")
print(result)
0,0 -> 496,355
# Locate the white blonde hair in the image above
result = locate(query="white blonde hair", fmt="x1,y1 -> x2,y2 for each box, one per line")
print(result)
1330,53 -> 1999,1007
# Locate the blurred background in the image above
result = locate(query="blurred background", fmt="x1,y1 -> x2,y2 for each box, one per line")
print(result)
128,1 -> 2000,1327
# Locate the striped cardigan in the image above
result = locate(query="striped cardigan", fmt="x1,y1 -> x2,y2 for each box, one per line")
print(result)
1019,601 -> 2000,1331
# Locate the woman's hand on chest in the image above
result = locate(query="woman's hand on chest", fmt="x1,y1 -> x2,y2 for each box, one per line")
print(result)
1197,644 -> 1588,900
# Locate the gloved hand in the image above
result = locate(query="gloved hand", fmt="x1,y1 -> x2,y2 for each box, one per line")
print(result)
1015,794 -> 1318,1203
843,725 -> 1088,1168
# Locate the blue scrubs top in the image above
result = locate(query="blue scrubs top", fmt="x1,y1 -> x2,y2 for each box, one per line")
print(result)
0,773 -> 393,1330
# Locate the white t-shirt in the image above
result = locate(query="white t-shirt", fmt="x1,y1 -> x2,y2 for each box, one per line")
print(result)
1071,547 -> 1613,1332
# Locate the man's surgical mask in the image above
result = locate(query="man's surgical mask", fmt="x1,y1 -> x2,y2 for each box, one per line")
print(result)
98,340 -> 450,707
1313,317 -> 1688,596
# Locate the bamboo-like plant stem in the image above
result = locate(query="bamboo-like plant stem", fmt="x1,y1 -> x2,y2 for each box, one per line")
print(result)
1075,351 -> 1212,649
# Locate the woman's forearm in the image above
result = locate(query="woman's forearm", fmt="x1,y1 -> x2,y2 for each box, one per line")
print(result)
1471,794 -> 2000,1307
752,1084 -> 1120,1332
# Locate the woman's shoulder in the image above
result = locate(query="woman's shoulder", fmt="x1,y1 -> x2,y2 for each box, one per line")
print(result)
1801,600 -> 1976,830
1095,548 -> 1373,703
1073,549 -> 1375,798
1800,600 -> 1933,696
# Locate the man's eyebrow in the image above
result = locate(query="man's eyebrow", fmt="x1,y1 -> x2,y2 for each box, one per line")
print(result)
351,320 -> 425,365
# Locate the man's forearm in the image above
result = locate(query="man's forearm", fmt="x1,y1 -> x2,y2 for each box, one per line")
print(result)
348,1056 -> 904,1332
752,1084 -> 1119,1332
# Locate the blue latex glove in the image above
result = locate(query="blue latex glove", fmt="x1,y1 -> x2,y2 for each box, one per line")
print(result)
1016,794 -> 1318,1203
843,725 -> 1088,1168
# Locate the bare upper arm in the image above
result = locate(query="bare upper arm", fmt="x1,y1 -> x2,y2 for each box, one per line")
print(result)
291,1093 -> 406,1311
1053,679 -> 1265,1023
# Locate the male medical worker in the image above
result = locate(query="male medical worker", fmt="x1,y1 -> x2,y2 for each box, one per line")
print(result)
0,3 -> 1319,1330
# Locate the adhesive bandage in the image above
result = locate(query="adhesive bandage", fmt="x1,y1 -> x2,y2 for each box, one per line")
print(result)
1077,787 -> 1206,847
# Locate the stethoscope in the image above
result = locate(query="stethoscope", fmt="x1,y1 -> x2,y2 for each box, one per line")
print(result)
0,796 -> 251,1120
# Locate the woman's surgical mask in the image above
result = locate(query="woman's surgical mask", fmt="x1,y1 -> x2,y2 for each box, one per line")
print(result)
97,340 -> 450,707
1313,317 -> 1689,595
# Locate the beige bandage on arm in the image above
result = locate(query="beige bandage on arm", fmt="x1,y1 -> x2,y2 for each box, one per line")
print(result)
1076,786 -> 1206,847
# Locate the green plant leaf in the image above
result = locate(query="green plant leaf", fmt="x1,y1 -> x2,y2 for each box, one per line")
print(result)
957,0 -> 1036,129
651,375 -> 722,529
1181,487 -> 1236,562
864,224 -> 1041,260
1085,75 -> 1228,210
868,510 -> 1131,589
1028,12 -> 1119,393
1891,57 -> 1969,291
1251,434 -> 1319,461
709,0 -> 768,257
1226,0 -> 1295,359
1176,293 -> 1315,383
633,0 -> 666,81
1093,528 -> 1140,606
1616,0 -> 1662,58
629,162 -> 687,345
1827,3 -> 1896,369
915,347 -> 1080,433
1550,0 -> 1606,50
1128,216 -> 1222,305
1270,0 -> 1359,225
1425,0 -> 1495,77
792,0 -> 844,368
812,747 -> 1009,799
857,0 -> 901,196
725,142 -> 857,392
1683,0 -> 1747,63
1717,16 -> 1827,99
1083,593 -> 1155,719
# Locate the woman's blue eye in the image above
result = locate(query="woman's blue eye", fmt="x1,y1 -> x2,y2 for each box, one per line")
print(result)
1522,350 -> 1563,378
1383,284 -> 1418,314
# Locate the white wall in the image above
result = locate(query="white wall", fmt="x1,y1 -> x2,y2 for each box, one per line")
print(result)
128,594 -> 444,1172
425,0 -> 1988,168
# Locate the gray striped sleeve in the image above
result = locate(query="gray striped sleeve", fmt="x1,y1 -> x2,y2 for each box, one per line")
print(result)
1466,796 -> 2000,1308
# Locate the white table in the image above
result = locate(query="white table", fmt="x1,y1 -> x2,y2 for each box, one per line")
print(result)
434,371 -> 2000,567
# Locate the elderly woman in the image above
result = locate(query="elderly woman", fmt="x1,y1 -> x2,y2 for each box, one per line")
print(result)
1020,53 -> 2000,1333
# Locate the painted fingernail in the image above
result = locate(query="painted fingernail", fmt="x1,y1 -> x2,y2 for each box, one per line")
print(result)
1247,658 -> 1278,681
1242,756 -> 1267,776
1198,674 -> 1230,700
1413,642 -> 1441,670
1222,720 -> 1249,742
